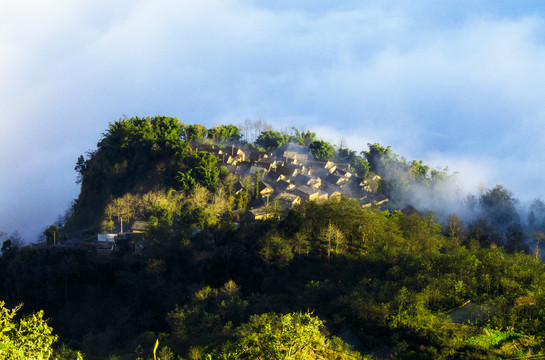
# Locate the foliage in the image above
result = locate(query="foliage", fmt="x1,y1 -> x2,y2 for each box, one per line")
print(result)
309,140 -> 335,161
254,130 -> 289,151
178,152 -> 220,191
0,301 -> 58,360
336,148 -> 357,164
5,194 -> 545,358
363,143 -> 393,173
350,157 -> 370,179
208,125 -> 242,144
479,185 -> 519,228
43,225 -> 60,246
291,128 -> 316,146
409,160 -> 430,183
167,281 -> 247,344
68,116 -> 189,237
207,312 -> 365,359
183,124 -> 208,144
468,328 -> 522,349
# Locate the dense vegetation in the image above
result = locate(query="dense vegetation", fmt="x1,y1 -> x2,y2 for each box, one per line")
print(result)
2,116 -> 545,359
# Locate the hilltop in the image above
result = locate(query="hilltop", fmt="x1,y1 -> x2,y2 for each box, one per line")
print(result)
60,116 -> 533,254
62,116 -> 449,242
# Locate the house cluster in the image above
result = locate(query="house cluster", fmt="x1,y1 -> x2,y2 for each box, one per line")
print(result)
93,144 -> 390,252
196,143 -> 389,220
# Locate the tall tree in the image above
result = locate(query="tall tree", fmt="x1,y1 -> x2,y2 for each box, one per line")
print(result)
255,130 -> 289,151
351,157 -> 370,179
444,214 -> 465,241
208,124 -> 242,143
183,124 -> 208,144
363,143 -> 393,173
43,225 -> 60,246
292,128 -> 316,146
179,152 -> 220,191
321,222 -> 344,261
479,185 -> 519,227
309,140 -> 335,161
409,160 -> 430,182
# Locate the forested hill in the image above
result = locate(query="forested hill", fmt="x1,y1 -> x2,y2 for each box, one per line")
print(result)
2,116 -> 545,359
64,116 -> 533,252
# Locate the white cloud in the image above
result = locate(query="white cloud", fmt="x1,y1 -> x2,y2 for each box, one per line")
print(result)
2,0 -> 545,240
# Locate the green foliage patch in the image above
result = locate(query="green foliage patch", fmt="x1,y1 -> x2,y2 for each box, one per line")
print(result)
468,328 -> 523,349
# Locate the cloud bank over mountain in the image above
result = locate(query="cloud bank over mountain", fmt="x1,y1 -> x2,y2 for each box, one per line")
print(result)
2,0 -> 545,240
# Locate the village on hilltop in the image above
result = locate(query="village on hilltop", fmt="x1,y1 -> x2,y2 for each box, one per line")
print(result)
90,142 -> 392,253
195,142 -> 389,220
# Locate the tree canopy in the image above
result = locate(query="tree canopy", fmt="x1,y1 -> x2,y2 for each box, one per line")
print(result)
0,301 -> 58,360
309,140 -> 335,161
255,130 -> 289,151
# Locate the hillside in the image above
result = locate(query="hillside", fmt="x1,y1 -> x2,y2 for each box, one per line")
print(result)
64,116 -> 448,238
2,116 -> 545,359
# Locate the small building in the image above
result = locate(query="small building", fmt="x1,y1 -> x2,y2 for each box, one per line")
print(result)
308,177 -> 321,188
249,151 -> 271,162
219,154 -> 237,165
248,165 -> 268,175
361,194 -> 389,208
284,157 -> 300,165
276,164 -> 300,177
209,148 -> 224,155
275,192 -> 301,209
306,160 -> 327,168
265,171 -> 286,182
223,146 -> 246,160
324,161 -> 336,171
236,163 -> 251,176
293,173 -> 313,186
256,159 -> 277,170
196,144 -> 224,156
335,168 -> 353,178
401,205 -> 419,215
325,173 -> 347,186
321,183 -> 344,198
293,173 -> 321,188
307,167 -> 330,178
97,234 -> 116,242
249,207 -> 275,221
292,185 -> 320,202
232,181 -> 245,196
114,232 -> 145,252
257,181 -> 275,197
316,190 -> 329,202
282,151 -> 311,163
272,179 -> 295,193
335,163 -> 350,171
282,145 -> 310,161
197,144 -> 216,152
131,221 -> 149,233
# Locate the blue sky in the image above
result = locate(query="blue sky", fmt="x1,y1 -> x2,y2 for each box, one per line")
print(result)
2,1 -> 545,241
